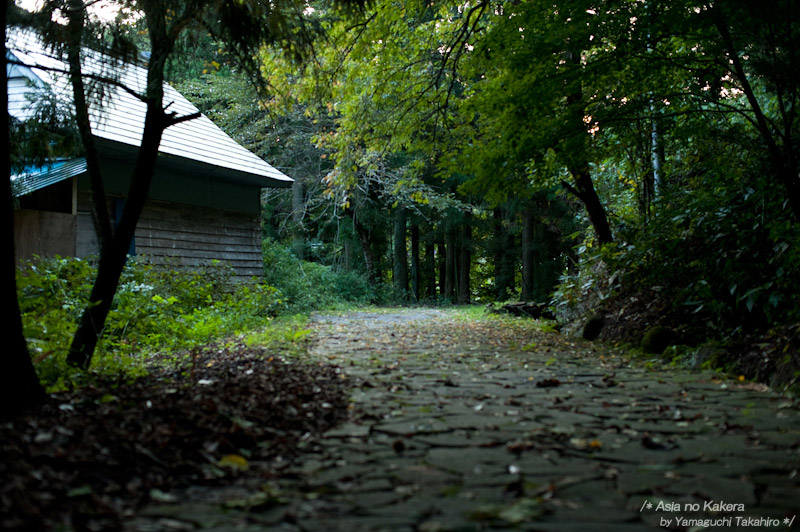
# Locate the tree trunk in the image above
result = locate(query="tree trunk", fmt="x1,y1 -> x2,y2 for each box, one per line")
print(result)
2,4 -> 46,417
291,180 -> 304,259
560,164 -> 613,246
575,165 -> 613,246
521,209 -> 534,301
437,239 -> 446,298
650,112 -> 664,200
425,241 -> 436,299
713,7 -> 800,223
445,230 -> 456,301
343,238 -> 352,271
392,206 -> 408,299
531,202 -> 561,302
65,7 -> 194,368
349,210 -> 377,285
560,48 -> 614,246
457,224 -> 471,304
67,0 -> 112,251
410,223 -> 420,302
493,208 -> 515,300
67,102 -> 170,367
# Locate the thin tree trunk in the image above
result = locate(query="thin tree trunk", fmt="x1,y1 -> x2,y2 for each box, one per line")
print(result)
531,201 -> 561,302
458,224 -> 471,304
392,206 -> 408,299
437,239 -> 446,298
560,48 -> 614,245
493,208 -> 504,299
410,223 -> 420,302
521,209 -> 534,301
650,112 -> 663,199
445,230 -> 456,301
67,102 -> 170,367
66,9 -> 199,368
349,211 -> 376,285
493,207 -> 514,300
291,180 -> 304,259
560,163 -> 613,246
576,165 -> 613,245
713,7 -> 800,223
425,241 -> 436,299
67,0 -> 112,251
343,238 -> 352,271
2,2 -> 45,417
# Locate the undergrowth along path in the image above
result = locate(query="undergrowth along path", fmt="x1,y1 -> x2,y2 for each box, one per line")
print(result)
135,308 -> 800,531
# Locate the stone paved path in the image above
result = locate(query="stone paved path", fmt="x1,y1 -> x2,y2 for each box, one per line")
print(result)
130,308 -> 800,531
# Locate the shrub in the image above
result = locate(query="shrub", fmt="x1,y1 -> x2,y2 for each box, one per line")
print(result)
553,183 -> 800,344
262,238 -> 374,312
16,256 -> 284,390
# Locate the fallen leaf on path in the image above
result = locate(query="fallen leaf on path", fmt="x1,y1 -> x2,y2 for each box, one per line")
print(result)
507,440 -> 536,453
536,378 -> 561,388
641,433 -> 678,450
219,454 -> 249,471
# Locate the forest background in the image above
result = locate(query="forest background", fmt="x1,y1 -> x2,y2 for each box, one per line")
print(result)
6,0 -> 800,408
194,0 -> 800,386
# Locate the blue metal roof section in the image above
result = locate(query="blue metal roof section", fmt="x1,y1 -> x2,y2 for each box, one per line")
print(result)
12,157 -> 87,196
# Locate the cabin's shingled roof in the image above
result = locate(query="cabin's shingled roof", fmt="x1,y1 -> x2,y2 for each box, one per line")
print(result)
6,30 -> 293,189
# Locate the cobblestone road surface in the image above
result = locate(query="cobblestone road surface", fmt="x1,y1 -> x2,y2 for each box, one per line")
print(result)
129,309 -> 800,531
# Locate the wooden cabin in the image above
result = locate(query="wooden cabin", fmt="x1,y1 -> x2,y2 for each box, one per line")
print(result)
8,30 -> 292,279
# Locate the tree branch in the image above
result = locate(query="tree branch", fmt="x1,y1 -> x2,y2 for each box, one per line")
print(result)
167,111 -> 201,127
6,58 -> 147,102
559,179 -> 582,200
711,6 -> 780,159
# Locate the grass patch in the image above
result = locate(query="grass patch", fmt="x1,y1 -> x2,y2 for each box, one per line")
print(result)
244,314 -> 312,354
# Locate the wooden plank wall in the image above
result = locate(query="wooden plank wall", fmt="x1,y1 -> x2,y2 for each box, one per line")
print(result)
14,209 -> 77,262
74,194 -> 263,279
133,200 -> 263,279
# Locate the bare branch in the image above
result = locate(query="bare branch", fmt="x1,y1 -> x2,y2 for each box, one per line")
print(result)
6,58 -> 146,102
167,111 -> 201,127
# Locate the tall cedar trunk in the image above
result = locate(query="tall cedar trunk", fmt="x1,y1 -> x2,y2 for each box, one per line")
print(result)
445,232 -> 456,301
532,210 -> 547,301
521,209 -> 534,301
2,2 -> 46,418
392,207 -> 408,299
349,211 -> 377,285
437,239 -> 446,297
291,180 -> 304,259
425,242 -> 436,298
531,202 -> 561,302
454,241 -> 460,303
457,224 -> 471,304
410,223 -> 420,302
493,208 -> 514,300
343,238 -> 352,271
